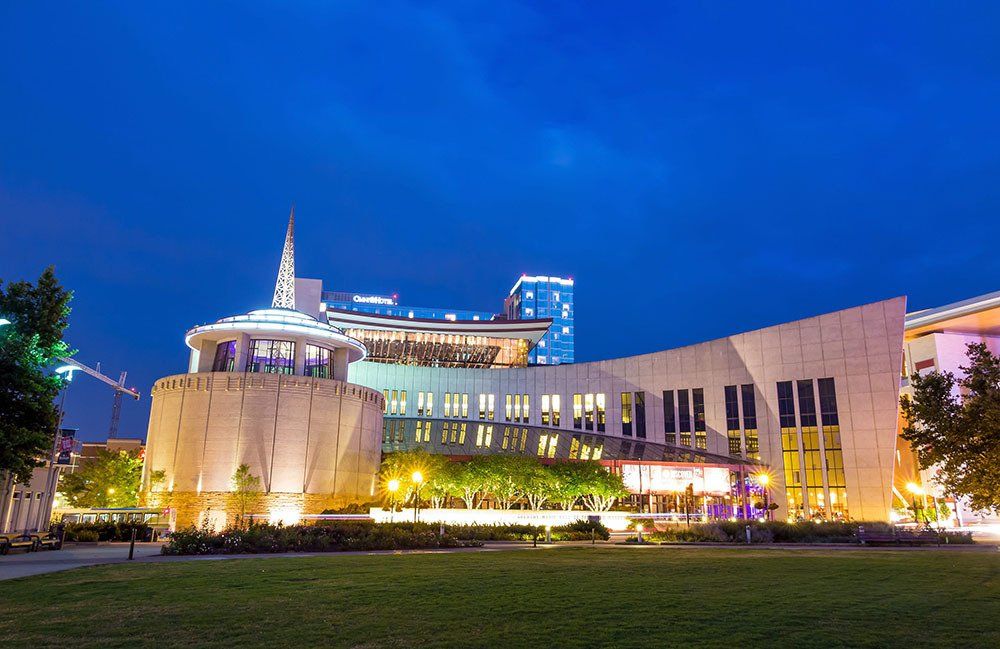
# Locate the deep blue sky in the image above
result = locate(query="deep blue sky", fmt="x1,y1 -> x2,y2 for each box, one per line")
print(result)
2,2 -> 999,442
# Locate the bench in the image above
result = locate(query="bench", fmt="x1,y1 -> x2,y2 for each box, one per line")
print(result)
858,530 -> 940,546
0,529 -> 63,555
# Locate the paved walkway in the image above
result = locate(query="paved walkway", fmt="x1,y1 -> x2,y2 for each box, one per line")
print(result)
2,538 -> 995,582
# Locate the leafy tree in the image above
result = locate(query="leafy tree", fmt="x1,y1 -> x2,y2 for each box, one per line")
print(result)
230,464 -> 262,523
549,461 -> 590,510
901,342 -> 1000,513
452,457 -> 490,509
0,267 -> 72,484
577,462 -> 629,511
479,455 -> 528,509
379,449 -> 450,507
522,457 -> 557,510
59,449 -> 143,507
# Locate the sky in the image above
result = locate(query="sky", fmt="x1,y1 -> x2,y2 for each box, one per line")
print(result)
2,2 -> 999,442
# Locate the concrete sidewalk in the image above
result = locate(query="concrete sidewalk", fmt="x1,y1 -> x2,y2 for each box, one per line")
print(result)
0,542 -> 165,581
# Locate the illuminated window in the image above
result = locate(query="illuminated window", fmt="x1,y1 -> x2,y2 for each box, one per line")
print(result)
523,395 -> 530,422
621,392 -> 633,436
461,393 -> 469,418
390,390 -> 398,415
634,392 -> 646,439
573,394 -> 583,429
444,392 -> 452,418
777,381 -> 802,516
304,344 -> 332,378
741,385 -> 759,460
246,339 -> 295,374
595,393 -> 605,432
662,390 -> 676,445
584,393 -> 594,430
418,392 -> 425,416
487,394 -> 495,420
678,390 -> 691,446
819,377 -> 848,518
212,340 -> 237,372
476,424 -> 493,448
725,385 -> 742,457
426,392 -> 434,417
505,394 -> 513,422
569,435 -> 581,459
383,389 -> 389,414
693,388 -> 706,450
399,390 -> 407,416
479,393 -> 487,420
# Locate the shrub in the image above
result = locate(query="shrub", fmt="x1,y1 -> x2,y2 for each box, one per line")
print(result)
73,529 -> 100,543
552,519 -> 611,541
161,521 -> 483,555
63,522 -> 153,542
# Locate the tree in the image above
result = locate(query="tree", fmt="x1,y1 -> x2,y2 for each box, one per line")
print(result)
230,464 -> 262,523
522,457 -> 557,510
0,267 -> 73,484
901,342 -> 1000,513
379,449 -> 450,507
452,457 -> 490,509
577,462 -> 629,512
479,455 -> 527,510
549,461 -> 590,510
59,449 -> 143,507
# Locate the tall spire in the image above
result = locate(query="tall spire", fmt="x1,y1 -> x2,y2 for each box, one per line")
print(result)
271,206 -> 296,309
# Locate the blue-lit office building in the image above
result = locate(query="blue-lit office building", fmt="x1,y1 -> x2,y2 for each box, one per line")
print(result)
321,290 -> 494,322
504,275 -> 574,365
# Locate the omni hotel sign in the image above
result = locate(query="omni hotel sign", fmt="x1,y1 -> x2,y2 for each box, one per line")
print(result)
621,465 -> 731,496
352,294 -> 396,306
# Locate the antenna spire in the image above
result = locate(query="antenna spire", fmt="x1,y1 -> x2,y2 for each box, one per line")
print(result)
271,205 -> 296,309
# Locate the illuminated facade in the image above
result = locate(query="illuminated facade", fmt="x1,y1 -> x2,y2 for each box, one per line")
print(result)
141,216 -> 383,530
899,290 -> 1000,522
346,296 -> 908,522
505,275 -> 575,365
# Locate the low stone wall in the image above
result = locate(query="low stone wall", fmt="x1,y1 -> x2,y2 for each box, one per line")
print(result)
144,490 -> 364,530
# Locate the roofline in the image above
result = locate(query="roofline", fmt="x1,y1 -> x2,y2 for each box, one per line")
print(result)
904,289 -> 1000,331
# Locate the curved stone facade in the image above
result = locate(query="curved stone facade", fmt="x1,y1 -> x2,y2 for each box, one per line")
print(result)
352,297 -> 907,522
142,372 -> 384,528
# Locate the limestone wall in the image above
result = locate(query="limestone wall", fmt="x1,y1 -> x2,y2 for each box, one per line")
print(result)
143,372 -> 383,528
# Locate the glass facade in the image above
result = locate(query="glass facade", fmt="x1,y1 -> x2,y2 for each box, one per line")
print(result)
662,390 -> 676,445
724,385 -> 741,457
304,344 -> 333,378
504,275 -> 574,365
741,384 -> 759,460
246,339 -> 295,374
211,340 -> 237,372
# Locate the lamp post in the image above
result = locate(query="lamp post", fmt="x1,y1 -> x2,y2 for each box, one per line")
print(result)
756,473 -> 771,521
906,482 -> 925,525
411,471 -> 424,524
387,479 -> 400,523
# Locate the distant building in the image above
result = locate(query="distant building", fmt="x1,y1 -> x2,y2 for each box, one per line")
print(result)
504,275 -> 575,365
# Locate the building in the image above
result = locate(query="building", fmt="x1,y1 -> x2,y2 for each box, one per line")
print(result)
296,274 -> 576,366
504,275 -> 575,365
351,297 -> 904,521
141,211 -> 998,526
141,214 -> 384,529
319,289 -> 494,322
900,289 -> 1000,523
0,464 -> 61,534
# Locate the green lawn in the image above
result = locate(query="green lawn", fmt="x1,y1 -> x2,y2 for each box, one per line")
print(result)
2,547 -> 998,648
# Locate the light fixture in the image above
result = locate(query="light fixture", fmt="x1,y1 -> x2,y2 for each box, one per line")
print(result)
411,471 -> 424,485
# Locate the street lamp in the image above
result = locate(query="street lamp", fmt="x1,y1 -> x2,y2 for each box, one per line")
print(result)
756,473 -> 771,521
411,471 -> 424,524
386,478 -> 400,523
906,482 -> 925,524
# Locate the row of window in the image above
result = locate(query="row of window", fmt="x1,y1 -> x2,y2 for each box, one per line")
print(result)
211,339 -> 337,378
777,378 -> 847,518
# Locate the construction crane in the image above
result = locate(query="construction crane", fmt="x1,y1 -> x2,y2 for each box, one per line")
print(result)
55,357 -> 141,438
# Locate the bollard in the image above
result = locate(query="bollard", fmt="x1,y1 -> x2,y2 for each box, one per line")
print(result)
591,528 -> 595,545
128,528 -> 137,560
745,524 -> 752,544
545,526 -> 552,544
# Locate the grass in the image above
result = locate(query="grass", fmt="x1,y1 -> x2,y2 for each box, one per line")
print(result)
2,547 -> 998,648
